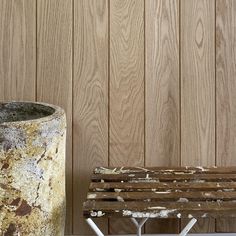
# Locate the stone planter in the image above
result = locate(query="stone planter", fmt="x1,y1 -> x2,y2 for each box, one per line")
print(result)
0,102 -> 66,235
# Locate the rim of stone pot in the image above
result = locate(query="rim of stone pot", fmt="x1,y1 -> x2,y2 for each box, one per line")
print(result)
0,101 -> 65,125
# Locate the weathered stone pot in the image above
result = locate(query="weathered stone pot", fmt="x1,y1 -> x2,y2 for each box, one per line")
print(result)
0,102 -> 66,235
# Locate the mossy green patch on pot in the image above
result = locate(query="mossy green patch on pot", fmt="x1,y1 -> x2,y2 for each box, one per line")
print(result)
0,102 -> 66,236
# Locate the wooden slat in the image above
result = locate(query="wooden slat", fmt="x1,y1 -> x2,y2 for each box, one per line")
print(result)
73,0 -> 108,234
216,0 -> 236,232
0,0 -> 36,101
37,0 -> 72,233
83,201 -> 236,218
109,0 -> 144,234
95,166 -> 236,174
181,0 -> 215,233
87,191 -> 236,201
90,182 -> 236,191
91,173 -> 236,182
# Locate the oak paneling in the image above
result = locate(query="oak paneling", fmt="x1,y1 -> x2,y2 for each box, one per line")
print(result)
145,0 -> 180,233
37,0 -> 72,234
1,0 -> 236,234
216,0 -> 236,232
109,0 -> 144,234
0,0 -> 36,101
73,0 -> 108,234
181,0 -> 215,233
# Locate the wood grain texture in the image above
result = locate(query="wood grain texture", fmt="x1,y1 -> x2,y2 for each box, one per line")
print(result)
181,0 -> 215,233
145,0 -> 180,233
109,0 -> 144,234
216,0 -> 236,232
73,0 -> 108,234
0,0 -> 36,101
37,0 -> 72,234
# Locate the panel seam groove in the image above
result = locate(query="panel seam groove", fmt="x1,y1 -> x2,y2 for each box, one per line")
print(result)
36,0 -> 37,102
72,0 -> 74,234
108,0 -> 110,234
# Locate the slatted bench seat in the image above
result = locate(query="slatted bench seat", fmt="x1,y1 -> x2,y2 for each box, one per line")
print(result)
83,166 -> 236,236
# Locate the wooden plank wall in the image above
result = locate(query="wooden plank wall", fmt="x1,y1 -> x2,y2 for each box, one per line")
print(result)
0,0 -> 236,235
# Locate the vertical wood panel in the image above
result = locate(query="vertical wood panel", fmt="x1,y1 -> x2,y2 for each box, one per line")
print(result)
181,0 -> 215,233
109,0 -> 144,234
145,0 -> 180,233
73,0 -> 108,234
37,0 -> 72,234
0,0 -> 36,101
216,0 -> 236,232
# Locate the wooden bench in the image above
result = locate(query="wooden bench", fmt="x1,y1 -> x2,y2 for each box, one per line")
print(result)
83,166 -> 236,236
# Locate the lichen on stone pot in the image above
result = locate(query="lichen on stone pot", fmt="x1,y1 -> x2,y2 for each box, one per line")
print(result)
0,101 -> 66,236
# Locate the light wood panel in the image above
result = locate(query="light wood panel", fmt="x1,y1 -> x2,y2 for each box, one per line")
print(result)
1,0 -> 236,234
0,0 -> 36,101
73,0 -> 108,234
181,0 -> 215,233
109,0 -> 144,234
216,0 -> 236,232
36,0 -> 72,234
145,0 -> 180,233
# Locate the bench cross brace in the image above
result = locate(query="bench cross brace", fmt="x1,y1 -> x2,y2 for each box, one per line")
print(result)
86,217 -> 197,236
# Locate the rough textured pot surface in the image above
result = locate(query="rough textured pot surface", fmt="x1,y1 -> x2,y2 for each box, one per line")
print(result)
0,102 -> 66,236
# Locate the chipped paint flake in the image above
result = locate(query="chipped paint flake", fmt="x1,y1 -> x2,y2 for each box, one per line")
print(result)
177,198 -> 189,203
147,206 -> 166,210
87,193 -> 97,199
114,188 -> 122,192
177,213 -> 181,218
117,196 -> 124,202
196,166 -> 209,171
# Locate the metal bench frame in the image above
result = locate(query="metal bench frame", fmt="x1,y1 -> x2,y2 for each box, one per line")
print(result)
86,217 -> 197,236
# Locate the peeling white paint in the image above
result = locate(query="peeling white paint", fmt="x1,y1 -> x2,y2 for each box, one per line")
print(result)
117,196 -> 124,202
95,188 -> 105,191
155,191 -> 171,194
223,188 -> 235,192
95,167 -> 131,175
87,193 -> 97,199
177,198 -> 189,203
97,211 -> 105,217
114,188 -> 122,192
175,189 -> 182,192
90,211 -> 105,217
147,206 -> 166,210
90,211 -> 97,217
122,209 -> 176,218
192,179 -> 205,183
196,166 -> 209,171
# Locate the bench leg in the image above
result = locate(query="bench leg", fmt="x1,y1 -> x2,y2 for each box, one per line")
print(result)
86,218 -> 104,236
179,218 -> 197,236
131,218 -> 148,236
